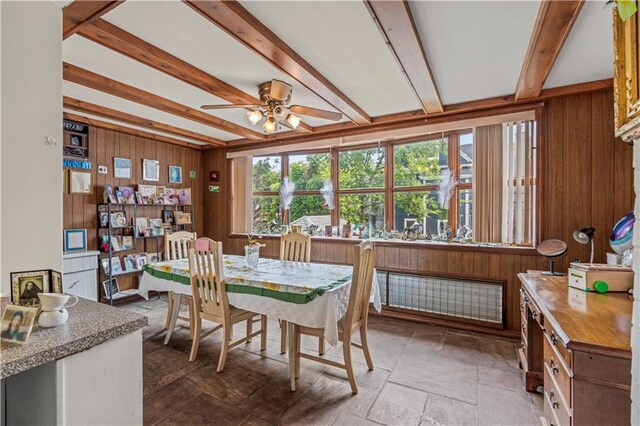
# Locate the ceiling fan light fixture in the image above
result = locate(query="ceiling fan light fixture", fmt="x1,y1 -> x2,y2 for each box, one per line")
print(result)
246,110 -> 263,126
273,105 -> 288,121
263,114 -> 277,134
287,114 -> 301,129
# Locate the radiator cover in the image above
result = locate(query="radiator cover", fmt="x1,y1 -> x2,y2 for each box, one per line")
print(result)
378,271 -> 503,325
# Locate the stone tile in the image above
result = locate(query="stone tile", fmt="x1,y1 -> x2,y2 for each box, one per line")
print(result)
405,328 -> 446,354
421,393 -> 477,426
143,345 -> 205,395
333,412 -> 381,426
185,355 -> 274,405
389,350 -> 478,404
303,368 -> 388,417
478,366 -> 523,391
477,384 -> 537,426
367,382 -> 429,426
439,330 -> 482,364
158,390 -> 252,425
280,397 -> 342,426
144,376 -> 200,425
475,338 -> 519,371
239,372 -> 311,421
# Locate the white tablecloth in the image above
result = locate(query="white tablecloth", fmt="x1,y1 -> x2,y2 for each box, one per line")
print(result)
138,256 -> 381,346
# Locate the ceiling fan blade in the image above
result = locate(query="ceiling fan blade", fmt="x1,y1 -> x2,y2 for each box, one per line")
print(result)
269,80 -> 292,101
289,105 -> 342,121
201,104 -> 261,110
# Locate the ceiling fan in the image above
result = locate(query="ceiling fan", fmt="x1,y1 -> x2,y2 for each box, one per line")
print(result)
201,80 -> 343,134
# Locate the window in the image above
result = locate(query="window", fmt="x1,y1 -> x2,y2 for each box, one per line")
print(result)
245,117 -> 537,245
252,156 -> 281,232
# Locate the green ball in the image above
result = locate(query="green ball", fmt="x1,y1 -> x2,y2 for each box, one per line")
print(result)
593,281 -> 608,293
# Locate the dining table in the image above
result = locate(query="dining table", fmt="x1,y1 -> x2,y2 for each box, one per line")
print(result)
138,254 -> 382,390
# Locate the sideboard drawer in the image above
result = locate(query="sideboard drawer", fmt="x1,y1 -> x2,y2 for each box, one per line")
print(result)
544,324 -> 571,370
63,254 -> 98,274
544,367 -> 572,426
544,337 -> 571,409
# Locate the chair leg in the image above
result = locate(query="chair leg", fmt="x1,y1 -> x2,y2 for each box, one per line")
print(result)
187,297 -> 195,340
260,315 -> 267,351
164,292 -> 181,345
343,338 -> 358,394
217,323 -> 231,373
288,322 -> 296,391
246,317 -> 253,343
189,317 -> 201,362
295,325 -> 301,379
360,325 -> 374,370
318,337 -> 325,355
164,291 -> 174,330
280,319 -> 288,354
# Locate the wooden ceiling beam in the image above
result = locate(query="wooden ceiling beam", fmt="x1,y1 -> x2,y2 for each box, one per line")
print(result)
228,78 -> 612,150
365,0 -> 443,114
63,97 -> 226,147
78,19 -> 259,106
63,62 -> 264,140
77,19 -> 315,134
184,0 -> 371,125
62,0 -> 123,40
63,112 -> 206,150
514,0 -> 584,100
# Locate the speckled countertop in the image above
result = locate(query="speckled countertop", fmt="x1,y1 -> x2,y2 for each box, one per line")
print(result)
1,298 -> 147,379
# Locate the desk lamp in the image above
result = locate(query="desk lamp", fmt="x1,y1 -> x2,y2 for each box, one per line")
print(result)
573,227 -> 595,264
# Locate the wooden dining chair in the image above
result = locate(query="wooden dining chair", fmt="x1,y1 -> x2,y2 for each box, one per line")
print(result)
164,231 -> 196,342
278,233 -> 324,355
292,241 -> 375,394
185,238 -> 267,370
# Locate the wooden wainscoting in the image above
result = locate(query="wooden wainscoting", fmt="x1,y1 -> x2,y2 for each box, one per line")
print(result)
63,126 -> 204,291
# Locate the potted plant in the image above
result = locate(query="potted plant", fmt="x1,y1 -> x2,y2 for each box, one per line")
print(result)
245,234 -> 265,269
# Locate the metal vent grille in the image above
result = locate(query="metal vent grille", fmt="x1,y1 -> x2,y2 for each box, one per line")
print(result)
378,271 -> 503,325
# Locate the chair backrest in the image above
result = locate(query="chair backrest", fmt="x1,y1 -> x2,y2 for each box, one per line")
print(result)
279,232 -> 311,262
165,231 -> 197,261
188,238 -> 229,320
344,241 -> 376,329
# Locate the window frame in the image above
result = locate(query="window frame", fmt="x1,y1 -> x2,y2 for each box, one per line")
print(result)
249,119 -> 540,245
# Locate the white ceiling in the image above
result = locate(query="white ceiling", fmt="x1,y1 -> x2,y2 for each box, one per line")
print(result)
544,0 -> 614,89
61,0 -> 615,144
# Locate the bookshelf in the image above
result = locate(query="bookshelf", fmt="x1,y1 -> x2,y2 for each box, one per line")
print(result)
97,203 -> 195,305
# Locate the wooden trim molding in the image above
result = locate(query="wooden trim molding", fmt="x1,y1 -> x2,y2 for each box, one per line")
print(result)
365,0 -> 443,114
63,97 -> 226,147
62,0 -> 123,40
515,0 -> 584,100
63,62 -> 264,141
184,0 -> 372,125
63,112 -> 206,150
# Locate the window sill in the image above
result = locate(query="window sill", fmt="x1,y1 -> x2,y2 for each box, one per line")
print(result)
228,233 -> 537,255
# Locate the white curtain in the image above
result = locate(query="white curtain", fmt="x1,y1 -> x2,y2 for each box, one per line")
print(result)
502,120 -> 536,246
231,156 -> 252,233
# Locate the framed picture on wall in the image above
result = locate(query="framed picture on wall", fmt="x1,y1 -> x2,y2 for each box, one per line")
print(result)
64,229 -> 87,252
114,157 -> 132,179
169,165 -> 182,184
143,159 -> 160,181
68,170 -> 93,195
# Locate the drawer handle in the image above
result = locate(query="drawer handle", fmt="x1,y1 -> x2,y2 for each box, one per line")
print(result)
546,388 -> 559,410
69,280 -> 80,289
549,331 -> 558,346
549,358 -> 559,376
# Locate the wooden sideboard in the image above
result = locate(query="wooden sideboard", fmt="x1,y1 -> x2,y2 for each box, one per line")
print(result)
518,273 -> 632,426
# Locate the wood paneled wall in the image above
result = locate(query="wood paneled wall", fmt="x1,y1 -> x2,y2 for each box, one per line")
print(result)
63,127 -> 203,290
201,88 -> 633,336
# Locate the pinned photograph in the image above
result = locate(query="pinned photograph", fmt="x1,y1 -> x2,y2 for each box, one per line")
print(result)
114,157 -> 132,179
169,165 -> 182,184
1,305 -> 38,343
143,159 -> 160,181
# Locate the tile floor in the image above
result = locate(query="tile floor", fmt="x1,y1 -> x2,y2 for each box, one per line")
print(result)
122,295 -> 543,425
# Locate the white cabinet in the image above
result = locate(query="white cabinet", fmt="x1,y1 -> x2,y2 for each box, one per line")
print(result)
62,251 -> 99,301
